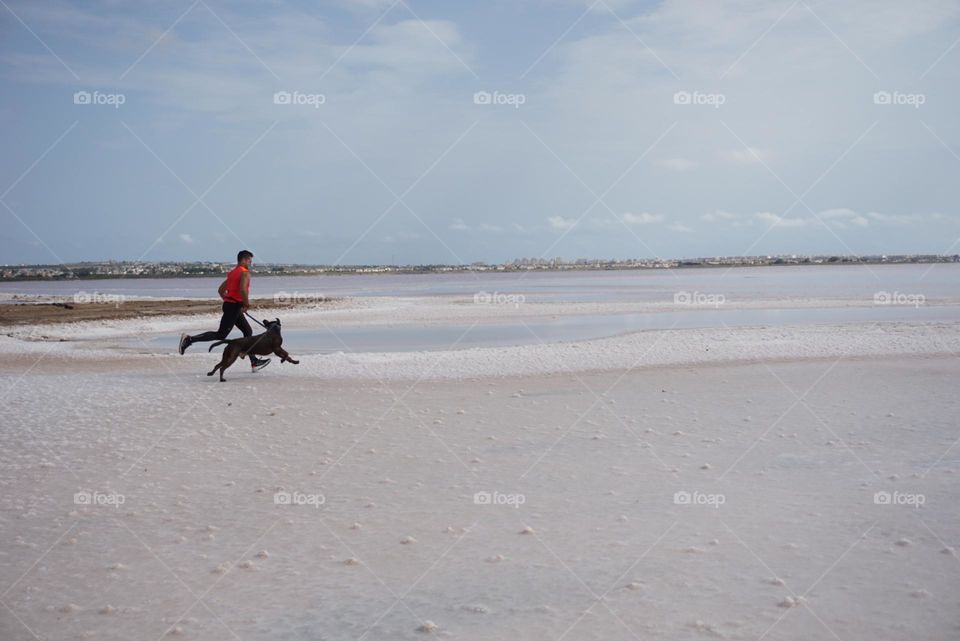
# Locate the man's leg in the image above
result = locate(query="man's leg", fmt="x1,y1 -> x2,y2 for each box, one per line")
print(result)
180,303 -> 240,353
235,311 -> 253,338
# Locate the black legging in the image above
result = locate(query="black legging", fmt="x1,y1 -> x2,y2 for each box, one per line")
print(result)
190,301 -> 253,343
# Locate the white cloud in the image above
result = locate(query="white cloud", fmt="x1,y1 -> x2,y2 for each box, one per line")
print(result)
668,222 -> 694,233
818,208 -> 869,229
752,208 -> 952,230
450,220 -> 504,233
731,208 -> 956,231
701,210 -> 740,222
755,212 -> 808,228
548,215 -> 577,231
179,233 -> 196,244
346,19 -> 470,72
867,211 -> 952,225
622,212 -> 664,225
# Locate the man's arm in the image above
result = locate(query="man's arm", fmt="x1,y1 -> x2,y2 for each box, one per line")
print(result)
217,279 -> 227,299
240,271 -> 250,311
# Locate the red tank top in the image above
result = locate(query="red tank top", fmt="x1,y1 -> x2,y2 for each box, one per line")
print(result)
223,265 -> 249,303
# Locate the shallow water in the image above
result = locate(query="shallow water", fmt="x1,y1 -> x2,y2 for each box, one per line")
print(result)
129,304 -> 959,354
3,263 -> 958,303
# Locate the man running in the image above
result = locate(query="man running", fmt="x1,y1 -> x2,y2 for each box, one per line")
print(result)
178,250 -> 270,371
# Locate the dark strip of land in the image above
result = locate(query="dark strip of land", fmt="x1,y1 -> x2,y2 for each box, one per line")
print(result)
0,298 -> 333,326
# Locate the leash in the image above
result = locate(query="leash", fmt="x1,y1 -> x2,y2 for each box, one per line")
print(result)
244,311 -> 266,328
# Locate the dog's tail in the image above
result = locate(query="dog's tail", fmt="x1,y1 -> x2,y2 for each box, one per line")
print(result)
208,340 -> 229,352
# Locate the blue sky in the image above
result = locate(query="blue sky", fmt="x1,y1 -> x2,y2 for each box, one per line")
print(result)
1,0 -> 959,265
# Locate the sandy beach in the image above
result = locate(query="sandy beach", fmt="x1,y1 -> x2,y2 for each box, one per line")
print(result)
1,294 -> 958,641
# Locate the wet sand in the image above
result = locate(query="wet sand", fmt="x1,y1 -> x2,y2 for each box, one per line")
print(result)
0,297 -> 335,326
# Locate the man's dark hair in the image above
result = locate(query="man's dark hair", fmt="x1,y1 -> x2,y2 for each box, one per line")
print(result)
237,250 -> 254,264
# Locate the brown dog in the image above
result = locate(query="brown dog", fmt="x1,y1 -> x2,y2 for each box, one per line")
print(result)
207,318 -> 299,381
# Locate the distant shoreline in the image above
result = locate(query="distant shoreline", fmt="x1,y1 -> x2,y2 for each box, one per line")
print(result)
2,256 -> 957,282
0,297 -> 336,327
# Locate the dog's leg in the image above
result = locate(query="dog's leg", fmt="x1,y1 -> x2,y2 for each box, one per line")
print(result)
275,348 -> 299,365
218,347 -> 242,381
